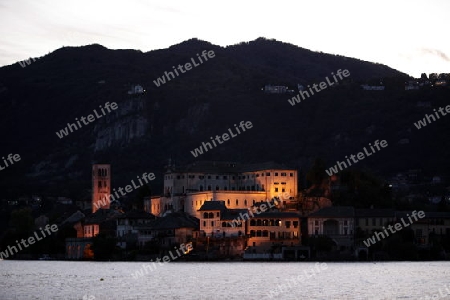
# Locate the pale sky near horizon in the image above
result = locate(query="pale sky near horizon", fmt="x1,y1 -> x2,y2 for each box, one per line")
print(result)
0,0 -> 449,78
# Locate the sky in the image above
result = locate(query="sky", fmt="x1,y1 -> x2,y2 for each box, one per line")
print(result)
0,0 -> 449,78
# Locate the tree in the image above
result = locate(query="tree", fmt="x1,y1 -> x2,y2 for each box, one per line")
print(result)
306,158 -> 327,187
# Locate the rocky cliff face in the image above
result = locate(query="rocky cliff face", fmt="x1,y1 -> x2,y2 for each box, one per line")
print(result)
93,96 -> 148,151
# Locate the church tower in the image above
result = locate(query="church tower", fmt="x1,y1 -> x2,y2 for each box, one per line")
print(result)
92,164 -> 111,213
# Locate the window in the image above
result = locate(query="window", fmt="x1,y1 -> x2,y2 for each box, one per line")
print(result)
216,176 -> 219,180
227,199 -> 230,206
244,200 -> 247,206
266,172 -> 270,176
293,221 -> 299,228
208,185 -> 211,191
216,212 -> 219,217
365,218 -> 369,226
199,175 -> 204,179
222,222 -> 227,227
200,185 -> 204,191
275,172 -> 279,176
290,173 -> 294,177
232,176 -> 235,180
211,221 -> 214,227
224,186 -> 228,191
282,188 -> 285,192
286,221 -> 291,228
236,199 -> 239,205
281,172 -> 286,176
188,175 -> 195,179
203,212 -> 208,219
208,212 -> 214,218
253,200 -> 256,205
275,188 -> 279,192
216,186 -> 219,191
223,176 -> 228,179
208,175 -> 211,179
98,181 -> 102,188
203,221 -> 206,227
261,173 -> 264,177
372,218 -> 376,226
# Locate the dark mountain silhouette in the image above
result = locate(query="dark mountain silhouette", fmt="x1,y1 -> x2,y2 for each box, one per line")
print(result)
0,37 -> 448,200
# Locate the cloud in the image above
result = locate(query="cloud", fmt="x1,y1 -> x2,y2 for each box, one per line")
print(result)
421,48 -> 450,62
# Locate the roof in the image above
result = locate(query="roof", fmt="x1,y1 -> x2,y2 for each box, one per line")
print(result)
198,200 -> 227,211
355,209 -> 395,217
152,212 -> 199,230
395,211 -> 450,219
308,206 -> 355,218
220,209 -> 249,221
166,161 -> 296,174
117,209 -> 155,220
85,209 -> 123,224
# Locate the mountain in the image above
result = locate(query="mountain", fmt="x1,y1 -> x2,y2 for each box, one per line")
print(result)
0,37 -> 448,200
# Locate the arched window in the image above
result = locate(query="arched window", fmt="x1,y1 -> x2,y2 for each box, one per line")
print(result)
98,169 -> 101,177
236,199 -> 239,205
256,230 -> 262,237
250,230 -> 255,237
256,219 -> 262,226
262,230 -> 269,237
270,219 -> 275,226
250,219 -> 256,226
244,200 -> 247,206
263,219 -> 269,226
203,212 -> 208,219
208,212 -> 214,218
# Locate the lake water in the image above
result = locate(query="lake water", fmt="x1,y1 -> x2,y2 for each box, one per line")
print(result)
0,261 -> 449,300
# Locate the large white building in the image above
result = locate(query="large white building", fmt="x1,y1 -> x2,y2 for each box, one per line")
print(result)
145,161 -> 298,219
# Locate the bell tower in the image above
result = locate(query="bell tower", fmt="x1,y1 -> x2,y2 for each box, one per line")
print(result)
92,164 -> 111,213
